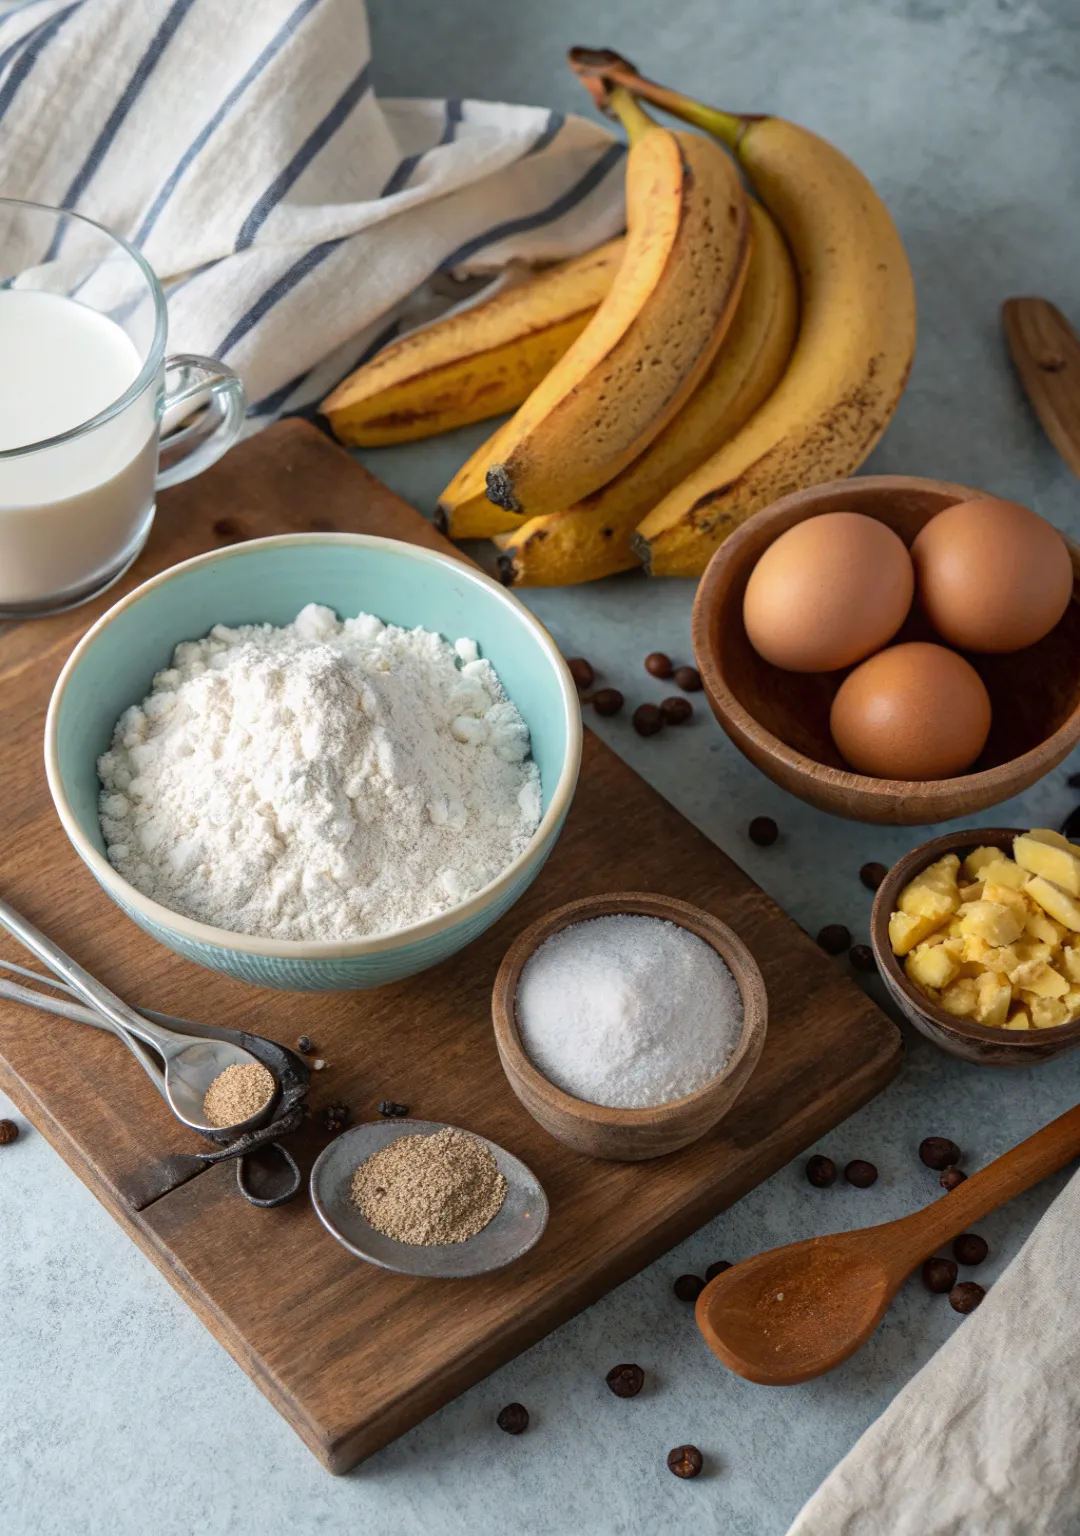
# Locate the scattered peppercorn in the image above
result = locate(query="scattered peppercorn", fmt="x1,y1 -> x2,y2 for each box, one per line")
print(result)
673,1273 -> 705,1303
805,1154 -> 837,1188
660,696 -> 693,726
919,1136 -> 961,1170
817,923 -> 851,955
749,816 -> 779,847
1068,772 -> 1080,788
632,703 -> 664,738
567,656 -> 595,689
1063,805 -> 1080,841
922,1256 -> 958,1293
940,1168 -> 967,1191
859,862 -> 888,891
845,1159 -> 878,1188
953,1232 -> 988,1266
645,651 -> 673,678
296,1035 -> 314,1055
849,944 -> 877,974
705,1260 -> 733,1282
667,1445 -> 703,1479
673,665 -> 702,692
378,1100 -> 410,1118
949,1281 -> 985,1314
0,1119 -> 18,1146
592,687 -> 625,717
323,1102 -> 351,1134
606,1363 -> 645,1398
496,1403 -> 529,1435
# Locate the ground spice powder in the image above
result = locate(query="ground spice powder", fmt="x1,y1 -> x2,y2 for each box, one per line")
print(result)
203,1062 -> 275,1128
351,1127 -> 507,1245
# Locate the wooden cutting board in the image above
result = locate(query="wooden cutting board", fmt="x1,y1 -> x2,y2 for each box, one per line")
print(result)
0,420 -> 902,1473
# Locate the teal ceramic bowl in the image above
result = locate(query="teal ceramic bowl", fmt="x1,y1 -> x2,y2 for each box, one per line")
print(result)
45,534 -> 581,991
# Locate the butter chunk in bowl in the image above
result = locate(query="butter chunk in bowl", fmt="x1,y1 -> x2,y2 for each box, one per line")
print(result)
872,829 -> 1080,1065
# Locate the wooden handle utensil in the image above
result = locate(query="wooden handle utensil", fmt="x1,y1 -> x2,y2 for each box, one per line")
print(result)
1002,297 -> 1080,476
696,1102 -> 1080,1384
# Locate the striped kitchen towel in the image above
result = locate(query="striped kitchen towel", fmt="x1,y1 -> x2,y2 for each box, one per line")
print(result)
0,0 -> 625,425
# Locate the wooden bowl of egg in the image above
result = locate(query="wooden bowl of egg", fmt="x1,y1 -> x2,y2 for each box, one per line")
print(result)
691,475 -> 1080,824
870,827 -> 1080,1066
491,893 -> 767,1161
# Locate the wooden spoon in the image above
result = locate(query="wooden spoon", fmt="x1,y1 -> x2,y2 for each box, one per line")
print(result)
1002,297 -> 1080,477
696,1102 -> 1080,1384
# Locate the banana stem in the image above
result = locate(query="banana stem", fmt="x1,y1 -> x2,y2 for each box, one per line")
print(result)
568,47 -> 759,152
604,84 -> 656,145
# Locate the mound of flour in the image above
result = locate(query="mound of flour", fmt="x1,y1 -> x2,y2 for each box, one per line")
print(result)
97,603 -> 543,941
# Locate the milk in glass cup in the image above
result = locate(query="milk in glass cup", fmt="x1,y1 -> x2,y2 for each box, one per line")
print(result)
0,199 -> 245,616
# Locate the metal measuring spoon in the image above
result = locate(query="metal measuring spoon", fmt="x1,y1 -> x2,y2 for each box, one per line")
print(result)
0,898 -> 275,1137
0,961 -> 308,1207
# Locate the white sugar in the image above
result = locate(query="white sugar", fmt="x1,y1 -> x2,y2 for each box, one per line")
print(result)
515,914 -> 744,1109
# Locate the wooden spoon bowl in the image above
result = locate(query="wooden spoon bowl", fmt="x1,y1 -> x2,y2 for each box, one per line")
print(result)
696,1100 -> 1080,1384
491,892 -> 767,1161
691,475 -> 1080,825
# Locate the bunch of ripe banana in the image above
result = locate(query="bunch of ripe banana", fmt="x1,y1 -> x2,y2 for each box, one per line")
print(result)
322,50 -> 916,583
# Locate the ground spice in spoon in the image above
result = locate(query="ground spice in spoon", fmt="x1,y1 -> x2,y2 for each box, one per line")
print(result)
203,1062 -> 275,1128
351,1126 -> 507,1245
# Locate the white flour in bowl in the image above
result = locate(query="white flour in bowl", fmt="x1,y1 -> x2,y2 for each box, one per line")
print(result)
96,603 -> 543,941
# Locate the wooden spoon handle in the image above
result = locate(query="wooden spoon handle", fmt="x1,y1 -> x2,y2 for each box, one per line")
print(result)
887,1102 -> 1080,1267
1002,297 -> 1080,477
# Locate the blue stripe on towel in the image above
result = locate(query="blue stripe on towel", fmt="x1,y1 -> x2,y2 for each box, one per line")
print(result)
247,316 -> 400,419
379,97 -> 463,198
526,109 -> 565,157
133,0 -> 323,249
218,237 -> 344,356
438,140 -> 625,270
220,138 -> 624,374
234,60 -> 371,250
0,10 -> 53,79
0,0 -> 79,125
44,0 -> 197,260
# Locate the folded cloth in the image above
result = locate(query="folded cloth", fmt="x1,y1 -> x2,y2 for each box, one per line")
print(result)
0,0 -> 625,426
787,1167 -> 1080,1536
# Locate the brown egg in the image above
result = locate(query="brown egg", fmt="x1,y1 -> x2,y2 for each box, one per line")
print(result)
830,642 -> 991,780
912,497 -> 1073,653
743,512 -> 914,672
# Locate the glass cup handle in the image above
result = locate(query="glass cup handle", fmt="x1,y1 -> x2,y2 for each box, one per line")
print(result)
156,353 -> 246,491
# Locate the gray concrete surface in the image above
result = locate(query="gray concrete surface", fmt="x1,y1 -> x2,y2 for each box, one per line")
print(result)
3,1 -> 1080,1531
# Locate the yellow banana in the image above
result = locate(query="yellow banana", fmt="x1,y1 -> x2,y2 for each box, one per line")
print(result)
433,421 -> 521,540
494,200 -> 798,586
569,54 -> 917,578
483,89 -> 751,519
321,239 -> 624,447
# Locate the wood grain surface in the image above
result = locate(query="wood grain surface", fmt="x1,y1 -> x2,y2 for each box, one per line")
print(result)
0,420 -> 902,1472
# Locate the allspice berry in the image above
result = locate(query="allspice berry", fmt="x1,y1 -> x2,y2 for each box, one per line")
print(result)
0,1119 -> 18,1145
632,703 -> 664,737
940,1168 -> 967,1192
673,1273 -> 705,1303
592,688 -> 624,717
705,1260 -> 732,1282
844,1159 -> 878,1188
667,1445 -> 703,1479
673,665 -> 702,692
567,657 -> 595,690
921,1256 -> 958,1293
748,816 -> 779,847
953,1232 -> 988,1267
645,651 -> 673,678
949,1281 -> 985,1314
605,1363 -> 645,1398
859,862 -> 888,891
805,1154 -> 837,1188
919,1136 -> 961,1170
496,1402 -> 529,1435
660,696 -> 693,726
817,924 -> 851,955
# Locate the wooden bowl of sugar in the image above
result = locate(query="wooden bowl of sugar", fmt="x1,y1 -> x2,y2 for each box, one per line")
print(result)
491,893 -> 767,1161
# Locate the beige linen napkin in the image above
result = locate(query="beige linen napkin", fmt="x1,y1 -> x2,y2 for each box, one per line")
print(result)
787,1168 -> 1080,1535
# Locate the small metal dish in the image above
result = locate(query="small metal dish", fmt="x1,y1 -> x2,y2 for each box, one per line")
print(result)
310,1119 -> 549,1278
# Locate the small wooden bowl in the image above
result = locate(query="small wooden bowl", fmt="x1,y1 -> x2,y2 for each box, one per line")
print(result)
491,893 -> 767,1161
870,828 -> 1080,1067
691,475 -> 1080,825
